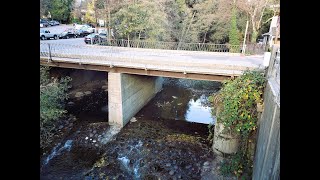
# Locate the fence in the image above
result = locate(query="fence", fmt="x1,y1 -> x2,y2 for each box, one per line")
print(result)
97,39 -> 265,54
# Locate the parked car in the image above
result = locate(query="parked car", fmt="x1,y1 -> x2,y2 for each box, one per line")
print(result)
98,30 -> 107,39
49,20 -> 60,26
75,29 -> 91,38
59,31 -> 77,39
84,34 -> 103,44
40,19 -> 49,27
81,25 -> 96,33
84,23 -> 95,28
40,29 -> 58,40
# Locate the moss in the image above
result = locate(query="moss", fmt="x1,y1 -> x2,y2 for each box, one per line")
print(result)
93,157 -> 107,168
165,134 -> 200,144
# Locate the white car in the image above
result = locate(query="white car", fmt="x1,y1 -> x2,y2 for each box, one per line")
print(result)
40,29 -> 59,40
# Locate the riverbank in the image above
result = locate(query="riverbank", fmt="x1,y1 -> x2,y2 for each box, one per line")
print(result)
40,72 -> 236,179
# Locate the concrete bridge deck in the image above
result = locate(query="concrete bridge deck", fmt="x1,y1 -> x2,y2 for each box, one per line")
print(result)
40,42 -> 265,81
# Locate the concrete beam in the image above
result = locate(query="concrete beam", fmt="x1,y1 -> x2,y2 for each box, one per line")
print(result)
40,58 -> 231,81
108,72 -> 163,127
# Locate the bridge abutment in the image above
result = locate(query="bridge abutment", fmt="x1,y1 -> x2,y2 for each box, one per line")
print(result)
108,72 -> 163,127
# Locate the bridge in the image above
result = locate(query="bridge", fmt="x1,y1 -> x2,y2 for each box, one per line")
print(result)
40,40 -> 266,127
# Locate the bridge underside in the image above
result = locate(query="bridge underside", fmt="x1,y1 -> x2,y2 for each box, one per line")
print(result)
41,57 -> 232,128
40,58 -> 231,82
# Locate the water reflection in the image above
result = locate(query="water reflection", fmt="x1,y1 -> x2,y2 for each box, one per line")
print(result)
138,83 -> 217,125
186,95 -> 216,124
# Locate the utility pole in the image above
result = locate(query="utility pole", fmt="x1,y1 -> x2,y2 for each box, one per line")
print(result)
242,20 -> 249,55
108,5 -> 111,42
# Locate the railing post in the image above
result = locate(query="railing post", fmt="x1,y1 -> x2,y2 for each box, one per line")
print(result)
48,43 -> 52,62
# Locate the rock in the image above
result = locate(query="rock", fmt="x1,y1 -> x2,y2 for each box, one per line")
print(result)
186,165 -> 192,169
75,92 -> 84,98
67,101 -> 75,105
172,96 -> 178,99
173,160 -> 176,164
169,170 -> 175,176
84,91 -> 92,95
92,140 -> 96,143
203,161 -> 210,166
58,125 -> 64,129
165,163 -> 171,167
69,123 -> 73,127
85,137 -> 89,140
90,139 -> 92,141
95,144 -> 99,147
174,165 -> 178,170
102,85 -> 108,89
178,175 -> 182,179
89,133 -> 93,137
93,130 -> 97,134
130,117 -> 137,122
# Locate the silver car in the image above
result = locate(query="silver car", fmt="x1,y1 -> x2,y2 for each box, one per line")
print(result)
40,29 -> 58,40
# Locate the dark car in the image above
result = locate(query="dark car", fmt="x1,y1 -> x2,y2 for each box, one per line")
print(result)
75,29 -> 91,38
84,23 -> 95,28
49,20 -> 60,26
40,19 -> 49,27
84,34 -> 103,44
59,31 -> 77,39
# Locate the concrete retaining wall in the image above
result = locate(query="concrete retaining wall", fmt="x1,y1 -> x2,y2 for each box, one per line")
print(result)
108,72 -> 163,127
252,45 -> 280,180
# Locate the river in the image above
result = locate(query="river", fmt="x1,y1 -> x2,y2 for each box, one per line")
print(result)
40,70 -> 222,180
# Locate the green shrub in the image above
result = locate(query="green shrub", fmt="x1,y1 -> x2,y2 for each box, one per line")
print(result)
209,70 -> 266,178
40,66 -> 71,149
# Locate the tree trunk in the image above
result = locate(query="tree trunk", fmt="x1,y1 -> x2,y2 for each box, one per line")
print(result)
127,34 -> 130,47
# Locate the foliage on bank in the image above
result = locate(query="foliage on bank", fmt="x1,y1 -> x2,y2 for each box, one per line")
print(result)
209,70 -> 266,178
40,66 -> 71,149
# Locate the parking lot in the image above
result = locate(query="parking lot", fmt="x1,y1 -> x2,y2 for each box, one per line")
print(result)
40,24 -> 106,45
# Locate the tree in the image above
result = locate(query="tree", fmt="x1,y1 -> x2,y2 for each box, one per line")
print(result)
50,0 -> 74,23
40,0 -> 52,18
40,66 -> 71,149
113,0 -> 169,41
236,0 -> 278,43
84,0 -> 96,24
229,7 -> 240,45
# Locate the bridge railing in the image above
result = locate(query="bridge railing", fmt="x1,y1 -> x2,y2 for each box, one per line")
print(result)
40,43 -> 110,60
97,39 -> 263,54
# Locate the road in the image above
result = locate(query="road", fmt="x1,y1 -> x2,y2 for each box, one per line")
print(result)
40,24 -> 265,77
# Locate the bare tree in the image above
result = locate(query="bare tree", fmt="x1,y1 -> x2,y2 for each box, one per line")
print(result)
236,0 -> 278,42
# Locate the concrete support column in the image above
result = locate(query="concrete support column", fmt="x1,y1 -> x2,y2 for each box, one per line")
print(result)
108,72 -> 163,127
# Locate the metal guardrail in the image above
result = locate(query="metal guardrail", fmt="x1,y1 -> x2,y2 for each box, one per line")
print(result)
95,39 -> 265,54
40,42 -> 267,66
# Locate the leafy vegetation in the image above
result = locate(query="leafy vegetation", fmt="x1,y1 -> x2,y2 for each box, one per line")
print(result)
40,0 -> 279,43
229,7 -> 240,46
40,66 -> 71,149
209,70 -> 266,178
50,0 -> 74,23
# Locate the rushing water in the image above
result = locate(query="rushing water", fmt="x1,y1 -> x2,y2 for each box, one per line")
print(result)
40,75 -> 221,179
44,140 -> 73,165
